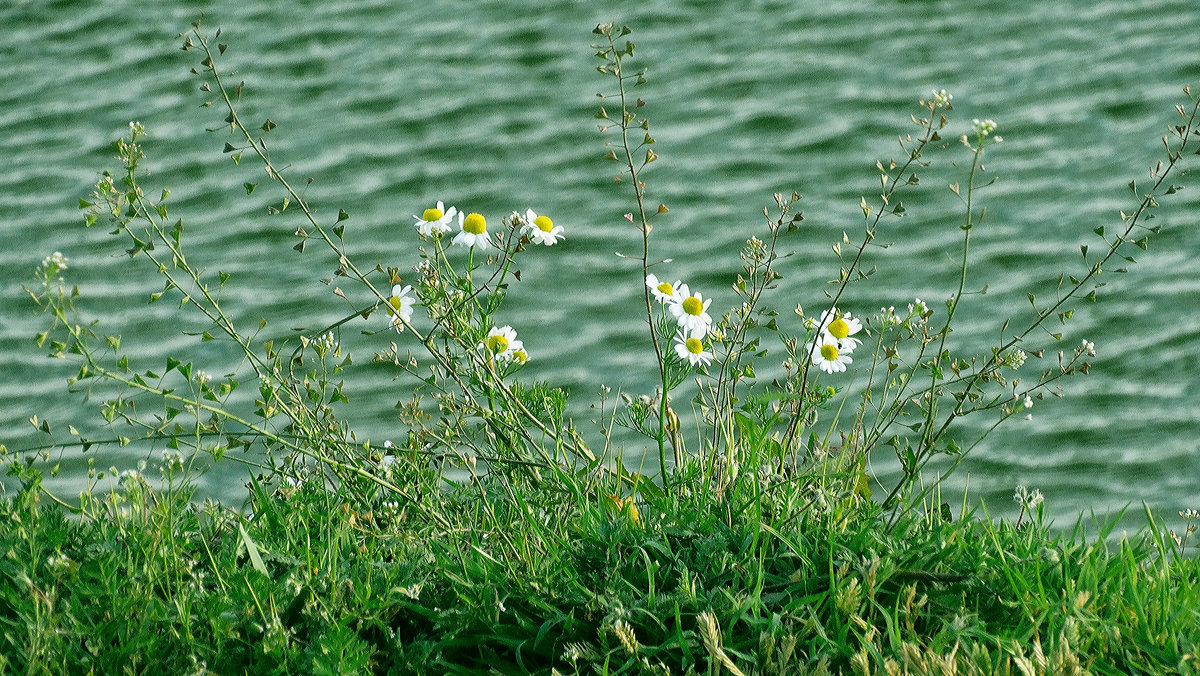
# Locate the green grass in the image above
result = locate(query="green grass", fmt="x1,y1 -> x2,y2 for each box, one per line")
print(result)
2,457 -> 1197,675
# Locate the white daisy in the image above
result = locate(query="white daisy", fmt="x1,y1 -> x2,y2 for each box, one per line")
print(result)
672,334 -> 713,367
668,284 -> 712,337
813,308 -> 863,353
452,212 -> 491,249
810,335 -> 851,374
645,273 -> 681,304
481,325 -> 523,363
383,284 -> 414,332
523,209 -> 564,246
413,201 -> 457,237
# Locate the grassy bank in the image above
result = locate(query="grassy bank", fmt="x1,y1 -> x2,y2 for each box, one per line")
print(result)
6,18 -> 1200,675
2,458 -> 1198,674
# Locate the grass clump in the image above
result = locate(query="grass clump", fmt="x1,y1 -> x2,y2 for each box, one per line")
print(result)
4,459 -> 1200,674
5,16 -> 1200,674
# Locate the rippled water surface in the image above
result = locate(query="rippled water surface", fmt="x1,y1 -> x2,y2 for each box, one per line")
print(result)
2,1 -> 1198,525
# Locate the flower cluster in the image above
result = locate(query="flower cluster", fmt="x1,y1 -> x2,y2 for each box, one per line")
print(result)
414,201 -> 566,251
1002,349 -> 1027,370
645,273 -> 714,367
931,89 -> 953,109
1080,339 -> 1096,357
964,118 -> 1003,147
973,119 -> 998,138
41,251 -> 68,272
806,308 -> 863,374
1013,484 -> 1044,510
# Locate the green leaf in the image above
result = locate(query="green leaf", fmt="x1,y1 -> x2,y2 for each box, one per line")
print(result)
244,182 -> 256,195
337,209 -> 349,222
238,523 -> 269,576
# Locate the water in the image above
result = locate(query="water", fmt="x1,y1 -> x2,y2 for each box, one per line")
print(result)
2,0 -> 1198,526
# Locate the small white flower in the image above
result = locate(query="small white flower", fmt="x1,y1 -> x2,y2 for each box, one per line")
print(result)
452,212 -> 491,249
196,370 -> 212,386
413,201 -> 458,237
1023,394 -> 1033,409
1080,339 -> 1095,357
932,89 -> 953,108
384,284 -> 415,332
810,335 -> 851,374
668,283 -> 713,337
523,209 -> 565,246
645,273 -> 681,304
672,333 -> 713,367
481,325 -> 523,363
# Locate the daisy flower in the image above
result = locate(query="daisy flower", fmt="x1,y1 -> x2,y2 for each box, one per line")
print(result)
669,284 -> 713,337
645,273 -> 681,304
813,307 -> 863,353
452,212 -> 491,249
481,325 -> 523,363
413,201 -> 457,237
672,333 -> 713,367
810,335 -> 852,374
383,284 -> 414,332
523,209 -> 565,246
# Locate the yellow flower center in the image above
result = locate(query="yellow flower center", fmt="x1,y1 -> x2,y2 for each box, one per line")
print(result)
534,215 -> 554,232
463,213 -> 487,235
422,207 -> 443,222
513,350 -> 528,364
386,295 -> 404,317
685,337 -> 704,355
656,282 -> 674,295
828,318 -> 850,339
820,343 -> 839,361
682,296 -> 703,316
486,334 -> 508,354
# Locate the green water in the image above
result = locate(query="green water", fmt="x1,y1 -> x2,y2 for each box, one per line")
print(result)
2,1 -> 1198,524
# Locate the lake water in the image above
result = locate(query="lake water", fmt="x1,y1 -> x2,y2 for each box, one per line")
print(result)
2,0 -> 1198,527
